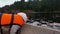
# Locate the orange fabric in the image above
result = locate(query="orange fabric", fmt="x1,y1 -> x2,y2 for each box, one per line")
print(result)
1,14 -> 24,26
1,14 -> 12,25
13,14 -> 24,26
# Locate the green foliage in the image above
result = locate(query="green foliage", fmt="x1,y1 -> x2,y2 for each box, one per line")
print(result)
0,1 -> 42,13
41,0 -> 60,13
0,0 -> 60,13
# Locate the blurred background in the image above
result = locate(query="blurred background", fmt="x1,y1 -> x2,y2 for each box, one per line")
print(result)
0,0 -> 60,24
1,0 -> 60,34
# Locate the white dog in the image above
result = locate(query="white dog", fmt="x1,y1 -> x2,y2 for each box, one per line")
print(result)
10,12 -> 28,34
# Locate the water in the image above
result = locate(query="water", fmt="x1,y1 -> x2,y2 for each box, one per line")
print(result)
26,19 -> 60,30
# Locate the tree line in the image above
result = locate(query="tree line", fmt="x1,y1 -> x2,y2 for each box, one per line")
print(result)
0,0 -> 60,13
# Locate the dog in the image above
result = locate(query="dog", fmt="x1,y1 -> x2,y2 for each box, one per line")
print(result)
0,12 -> 28,34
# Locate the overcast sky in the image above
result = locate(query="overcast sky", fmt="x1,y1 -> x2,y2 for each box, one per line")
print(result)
0,0 -> 28,8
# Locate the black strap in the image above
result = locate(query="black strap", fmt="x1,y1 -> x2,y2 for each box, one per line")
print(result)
0,13 -> 3,34
9,13 -> 14,34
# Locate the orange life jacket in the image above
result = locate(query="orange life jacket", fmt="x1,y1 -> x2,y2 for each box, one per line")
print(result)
0,13 -> 24,26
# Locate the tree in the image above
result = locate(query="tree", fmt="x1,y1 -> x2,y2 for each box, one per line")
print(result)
41,0 -> 60,12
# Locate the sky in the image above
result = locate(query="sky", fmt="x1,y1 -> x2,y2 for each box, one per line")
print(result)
0,0 -> 28,8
